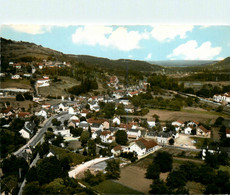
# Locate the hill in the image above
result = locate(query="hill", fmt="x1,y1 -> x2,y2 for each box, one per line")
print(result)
1,37 -> 162,73
149,60 -> 218,67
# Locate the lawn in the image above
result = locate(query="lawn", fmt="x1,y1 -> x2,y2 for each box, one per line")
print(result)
1,77 -> 32,89
93,180 -> 143,194
190,137 -> 212,149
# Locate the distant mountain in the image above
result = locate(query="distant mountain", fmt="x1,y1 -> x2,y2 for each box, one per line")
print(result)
1,37 -> 162,73
148,60 -> 218,67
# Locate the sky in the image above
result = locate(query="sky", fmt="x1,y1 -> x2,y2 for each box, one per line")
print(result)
0,0 -> 230,61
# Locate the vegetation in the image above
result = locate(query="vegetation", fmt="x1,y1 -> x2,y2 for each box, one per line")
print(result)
115,130 -> 128,145
105,159 -> 120,179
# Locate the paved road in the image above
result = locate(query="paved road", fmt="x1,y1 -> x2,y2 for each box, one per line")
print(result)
68,156 -> 113,178
13,112 -> 69,157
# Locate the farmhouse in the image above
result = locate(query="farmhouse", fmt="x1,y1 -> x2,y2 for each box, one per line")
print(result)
100,130 -> 113,143
197,125 -> 211,137
226,129 -> 230,138
111,145 -> 123,156
129,138 -> 158,157
127,129 -> 141,139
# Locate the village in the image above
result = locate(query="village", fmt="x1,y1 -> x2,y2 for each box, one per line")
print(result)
1,60 -> 230,194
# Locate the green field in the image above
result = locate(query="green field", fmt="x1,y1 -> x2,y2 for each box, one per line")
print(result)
93,180 -> 143,194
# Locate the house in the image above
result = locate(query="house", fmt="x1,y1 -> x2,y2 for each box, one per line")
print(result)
37,77 -> 50,87
92,130 -> 102,139
147,121 -> 156,128
68,107 -> 76,114
197,125 -> 211,137
108,76 -> 119,87
129,138 -> 158,157
111,145 -> 123,156
35,110 -> 47,119
127,129 -> 141,139
78,121 -> 90,130
187,120 -> 199,127
112,117 -> 121,125
0,106 -> 14,118
127,91 -> 139,97
80,109 -> 90,117
226,129 -> 230,138
42,103 -> 51,109
87,118 -> 110,130
172,120 -> 184,127
147,131 -> 176,144
213,92 -> 230,104
100,131 -> 113,143
184,126 -> 193,135
19,121 -> 36,139
11,75 -> 21,79
54,126 -> 71,137
17,112 -> 31,118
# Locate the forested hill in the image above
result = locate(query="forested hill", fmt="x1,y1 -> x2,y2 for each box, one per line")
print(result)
1,37 -> 162,73
68,55 -> 162,72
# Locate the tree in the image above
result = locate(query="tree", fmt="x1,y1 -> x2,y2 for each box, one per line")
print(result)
154,151 -> 173,173
215,117 -> 224,126
36,156 -> 64,185
26,167 -> 38,183
169,138 -> 174,145
146,163 -> 160,179
24,92 -> 33,100
88,140 -> 96,156
204,183 -> 220,194
80,131 -> 90,146
51,135 -> 64,147
39,141 -> 50,158
70,127 -> 83,137
115,130 -> 128,145
88,126 -> 92,138
51,118 -> 61,126
16,94 -> 25,101
153,114 -> 160,123
64,119 -> 68,127
166,171 -> 186,189
149,179 -> 170,194
105,159 -> 120,179
103,103 -> 115,118
23,181 -> 41,195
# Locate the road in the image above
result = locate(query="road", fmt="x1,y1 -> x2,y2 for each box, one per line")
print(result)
13,112 -> 69,157
68,156 -> 113,178
160,144 -> 202,152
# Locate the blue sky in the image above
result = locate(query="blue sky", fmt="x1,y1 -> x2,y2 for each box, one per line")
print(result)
1,25 -> 229,61
0,0 -> 230,61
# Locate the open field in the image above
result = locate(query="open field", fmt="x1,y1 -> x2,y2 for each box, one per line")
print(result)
117,165 -> 152,194
93,180 -> 143,194
144,108 -> 225,124
117,148 -> 203,194
1,78 -> 32,90
186,181 -> 205,194
0,99 -> 37,111
38,76 -> 80,97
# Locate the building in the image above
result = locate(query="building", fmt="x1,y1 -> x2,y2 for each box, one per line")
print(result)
197,125 -> 211,137
129,138 -> 158,157
127,129 -> 141,139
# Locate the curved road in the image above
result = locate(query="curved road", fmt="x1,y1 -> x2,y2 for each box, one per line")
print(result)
13,112 -> 68,157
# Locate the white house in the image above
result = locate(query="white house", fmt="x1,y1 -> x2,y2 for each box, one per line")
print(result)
112,117 -> 121,125
54,126 -> 71,137
100,131 -> 113,143
172,120 -> 184,127
127,129 -> 141,139
19,129 -> 30,139
147,121 -> 156,128
68,107 -> 75,114
129,138 -> 158,157
226,129 -> 230,138
35,109 -> 47,119
11,75 -> 21,79
37,77 -> 50,87
184,126 -> 193,135
111,145 -> 123,156
213,92 -> 230,104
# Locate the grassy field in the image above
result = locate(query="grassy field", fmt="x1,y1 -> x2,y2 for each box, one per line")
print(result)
38,76 -> 80,97
93,180 -> 143,194
190,137 -> 212,149
143,108 -> 222,124
1,77 -> 32,89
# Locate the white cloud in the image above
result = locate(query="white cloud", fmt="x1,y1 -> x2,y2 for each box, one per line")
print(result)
167,40 -> 222,60
228,43 -> 230,46
151,25 -> 193,42
146,53 -> 152,60
8,24 -> 51,35
72,26 -> 148,51
128,55 -> 133,58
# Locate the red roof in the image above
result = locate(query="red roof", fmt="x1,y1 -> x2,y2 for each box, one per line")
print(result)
226,129 -> 230,134
198,125 -> 210,133
113,145 -> 122,151
192,120 -> 199,125
87,118 -> 108,124
101,131 -> 111,136
136,138 -> 158,150
18,112 -> 30,117
1,107 -> 12,114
